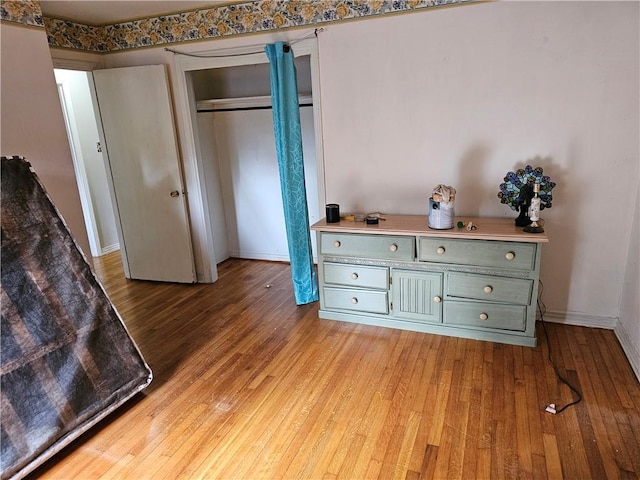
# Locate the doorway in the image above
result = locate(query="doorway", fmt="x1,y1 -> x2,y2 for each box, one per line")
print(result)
172,38 -> 326,283
56,65 -> 197,283
54,68 -> 119,258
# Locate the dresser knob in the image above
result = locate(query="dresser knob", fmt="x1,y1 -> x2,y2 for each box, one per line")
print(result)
351,273 -> 358,280
483,285 -> 493,294
436,247 -> 446,255
433,296 -> 442,303
351,297 -> 358,304
505,251 -> 515,260
389,244 -> 398,252
334,241 -> 341,248
479,313 -> 488,320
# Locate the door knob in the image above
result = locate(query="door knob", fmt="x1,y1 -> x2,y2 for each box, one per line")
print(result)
170,190 -> 180,197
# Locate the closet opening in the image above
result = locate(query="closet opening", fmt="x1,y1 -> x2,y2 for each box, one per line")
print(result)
187,50 -> 321,275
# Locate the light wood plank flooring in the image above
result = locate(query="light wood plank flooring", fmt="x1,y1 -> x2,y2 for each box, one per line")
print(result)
30,253 -> 640,479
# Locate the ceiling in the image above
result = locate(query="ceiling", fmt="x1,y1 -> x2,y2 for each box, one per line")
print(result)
39,1 -> 236,26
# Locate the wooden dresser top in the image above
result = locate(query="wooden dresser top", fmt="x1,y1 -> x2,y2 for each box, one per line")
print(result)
311,215 -> 549,243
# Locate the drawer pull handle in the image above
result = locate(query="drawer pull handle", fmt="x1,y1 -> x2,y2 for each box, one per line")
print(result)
433,296 -> 442,303
479,313 -> 489,320
351,297 -> 358,304
334,241 -> 341,248
389,244 -> 398,252
483,285 -> 493,294
436,247 -> 446,255
505,251 -> 515,260
351,273 -> 359,280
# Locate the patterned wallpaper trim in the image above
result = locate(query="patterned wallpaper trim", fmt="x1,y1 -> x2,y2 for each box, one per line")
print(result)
2,0 -> 472,53
1,1 -> 43,28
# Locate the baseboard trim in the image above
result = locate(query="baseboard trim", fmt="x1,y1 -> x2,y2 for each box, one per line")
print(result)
542,310 -> 618,329
99,243 -> 119,256
228,250 -> 290,263
614,322 -> 640,383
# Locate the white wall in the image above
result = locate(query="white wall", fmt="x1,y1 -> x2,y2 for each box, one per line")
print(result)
1,23 -> 91,257
318,2 -> 639,326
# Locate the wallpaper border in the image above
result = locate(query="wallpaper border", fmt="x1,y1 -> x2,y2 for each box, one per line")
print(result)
2,0 -> 472,53
0,0 -> 43,28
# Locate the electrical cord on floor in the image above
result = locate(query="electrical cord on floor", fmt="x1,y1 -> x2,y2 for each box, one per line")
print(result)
537,281 -> 583,414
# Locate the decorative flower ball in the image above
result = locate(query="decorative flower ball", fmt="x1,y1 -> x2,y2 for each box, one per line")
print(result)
498,165 -> 555,211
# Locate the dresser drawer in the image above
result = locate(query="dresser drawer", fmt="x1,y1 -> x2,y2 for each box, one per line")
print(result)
446,272 -> 533,305
321,233 -> 414,261
324,263 -> 389,289
418,238 -> 536,271
323,287 -> 389,314
444,302 -> 526,331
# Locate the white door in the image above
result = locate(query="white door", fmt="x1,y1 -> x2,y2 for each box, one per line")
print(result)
93,65 -> 196,283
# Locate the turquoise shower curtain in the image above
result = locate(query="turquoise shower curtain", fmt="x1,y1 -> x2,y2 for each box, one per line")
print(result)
265,42 -> 319,305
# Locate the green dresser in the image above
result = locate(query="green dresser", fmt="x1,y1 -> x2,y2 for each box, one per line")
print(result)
311,215 -> 548,347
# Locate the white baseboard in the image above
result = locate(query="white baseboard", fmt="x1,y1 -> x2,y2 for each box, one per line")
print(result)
228,250 -> 290,263
215,252 -> 231,265
542,310 -> 618,329
544,310 -> 639,382
99,243 -> 119,256
615,322 -> 640,383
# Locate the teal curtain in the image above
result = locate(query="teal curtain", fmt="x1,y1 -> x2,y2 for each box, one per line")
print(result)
265,42 -> 319,305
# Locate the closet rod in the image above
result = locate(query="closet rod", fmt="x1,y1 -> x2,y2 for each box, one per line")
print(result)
196,94 -> 312,113
197,103 -> 313,113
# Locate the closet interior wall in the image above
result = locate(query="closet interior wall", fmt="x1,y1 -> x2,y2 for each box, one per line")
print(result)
193,58 -> 319,264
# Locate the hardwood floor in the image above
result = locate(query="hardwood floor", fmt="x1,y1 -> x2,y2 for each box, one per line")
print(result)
30,252 -> 640,479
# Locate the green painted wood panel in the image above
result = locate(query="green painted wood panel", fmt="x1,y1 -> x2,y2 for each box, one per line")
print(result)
321,233 -> 415,261
323,263 -> 389,289
445,272 -> 533,305
314,226 -> 542,346
323,287 -> 389,314
443,301 -> 527,331
418,238 -> 536,271
392,270 -> 443,323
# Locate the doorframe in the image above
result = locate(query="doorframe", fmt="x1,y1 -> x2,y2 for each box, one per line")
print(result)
172,37 -> 326,283
51,57 -> 129,273
51,58 -> 114,260
56,80 -> 103,257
